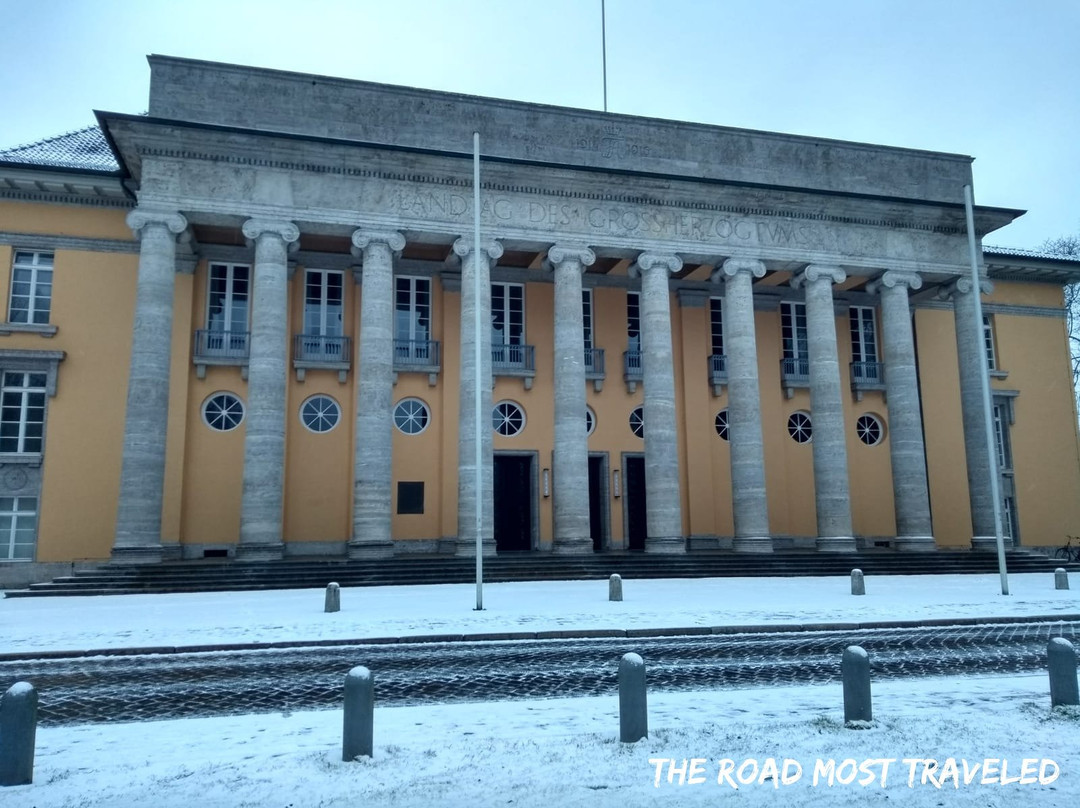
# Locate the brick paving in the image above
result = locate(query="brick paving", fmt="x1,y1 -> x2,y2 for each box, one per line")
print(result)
1,620 -> 1074,726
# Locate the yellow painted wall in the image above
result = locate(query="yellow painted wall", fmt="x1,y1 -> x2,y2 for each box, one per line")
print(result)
0,201 -> 135,241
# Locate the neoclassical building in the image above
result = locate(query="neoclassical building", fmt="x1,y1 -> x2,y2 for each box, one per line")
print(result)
1,55 -> 1079,584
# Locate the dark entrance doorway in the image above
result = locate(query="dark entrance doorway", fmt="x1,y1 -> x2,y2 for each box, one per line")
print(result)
588,454 -> 607,552
494,454 -> 533,552
625,455 -> 647,551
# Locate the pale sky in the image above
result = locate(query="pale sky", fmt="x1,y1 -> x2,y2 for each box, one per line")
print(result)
1,0 -> 1076,249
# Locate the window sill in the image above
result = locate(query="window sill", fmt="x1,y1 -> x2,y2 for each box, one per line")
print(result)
0,323 -> 57,338
989,369 -> 1009,380
0,454 -> 43,467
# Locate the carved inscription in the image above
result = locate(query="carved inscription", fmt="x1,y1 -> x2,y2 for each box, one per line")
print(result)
574,126 -> 654,160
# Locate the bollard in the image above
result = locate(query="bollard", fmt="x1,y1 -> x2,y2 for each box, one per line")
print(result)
1048,638 -> 1079,708
609,574 -> 623,602
0,682 -> 37,786
342,666 -> 374,761
842,645 -> 872,726
619,653 -> 647,742
325,582 -> 341,613
1055,568 -> 1070,591
850,569 -> 865,596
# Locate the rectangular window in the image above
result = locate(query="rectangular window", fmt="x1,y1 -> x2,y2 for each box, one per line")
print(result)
0,372 -> 47,454
491,283 -> 525,345
850,307 -> 878,363
397,482 -> 424,515
207,263 -> 250,334
582,289 -> 594,352
781,301 -> 809,362
992,402 -> 1011,472
627,291 -> 640,353
0,496 -> 37,560
983,315 -> 997,370
303,269 -> 344,336
709,297 -> 724,356
395,277 -> 431,343
9,250 -> 54,325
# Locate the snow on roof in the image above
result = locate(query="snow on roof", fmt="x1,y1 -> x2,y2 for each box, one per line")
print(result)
984,244 -> 1080,263
0,124 -> 119,172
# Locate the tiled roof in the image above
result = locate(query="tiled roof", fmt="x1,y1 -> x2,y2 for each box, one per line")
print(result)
0,125 -> 119,172
984,245 -> 1080,262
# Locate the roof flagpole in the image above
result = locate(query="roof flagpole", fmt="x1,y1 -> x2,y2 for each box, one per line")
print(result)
601,0 -> 608,112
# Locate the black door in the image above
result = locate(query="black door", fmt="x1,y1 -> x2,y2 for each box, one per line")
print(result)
494,455 -> 532,552
588,455 -> 605,552
625,455 -> 647,551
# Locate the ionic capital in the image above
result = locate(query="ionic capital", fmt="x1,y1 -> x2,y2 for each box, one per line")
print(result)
351,229 -> 406,255
630,252 -> 682,277
792,264 -> 846,290
241,218 -> 300,244
126,208 -> 187,239
713,257 -> 766,283
939,276 -> 993,300
547,243 -> 596,271
867,269 -> 923,296
452,237 -> 504,262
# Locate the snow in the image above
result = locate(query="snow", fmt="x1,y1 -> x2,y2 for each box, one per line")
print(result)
2,571 -> 1079,805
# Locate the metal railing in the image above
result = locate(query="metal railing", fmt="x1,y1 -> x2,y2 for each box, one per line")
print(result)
492,343 -> 535,373
194,329 -> 249,360
293,334 -> 351,364
780,356 -> 810,386
394,339 -> 441,368
850,361 -> 886,388
584,347 -> 605,376
623,350 -> 643,380
708,353 -> 728,383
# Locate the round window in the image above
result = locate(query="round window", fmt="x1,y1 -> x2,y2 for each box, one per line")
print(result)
586,406 -> 596,436
493,401 -> 525,437
629,406 -> 644,439
300,395 -> 341,433
203,392 -> 244,432
394,398 -> 430,435
715,409 -> 729,441
787,411 -> 812,444
856,413 -> 885,446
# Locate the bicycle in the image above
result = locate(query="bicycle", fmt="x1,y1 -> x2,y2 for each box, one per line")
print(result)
1054,536 -> 1080,564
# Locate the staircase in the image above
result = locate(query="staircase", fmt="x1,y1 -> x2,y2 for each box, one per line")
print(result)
4,549 -> 1073,597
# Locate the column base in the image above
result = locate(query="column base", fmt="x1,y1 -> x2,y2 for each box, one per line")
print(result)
347,540 -> 395,560
894,535 -> 937,552
455,537 -> 497,557
733,536 -> 774,553
816,536 -> 857,553
645,536 -> 686,554
970,535 -> 1014,552
552,536 -> 592,555
110,545 -> 164,565
235,542 -> 284,562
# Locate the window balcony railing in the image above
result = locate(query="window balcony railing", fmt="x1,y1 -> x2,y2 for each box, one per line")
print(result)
292,333 -> 351,383
584,347 -> 605,392
623,349 -> 643,393
780,356 -> 810,398
708,353 -> 728,396
492,343 -> 536,389
850,360 -> 886,401
193,329 -> 249,379
394,339 -> 441,387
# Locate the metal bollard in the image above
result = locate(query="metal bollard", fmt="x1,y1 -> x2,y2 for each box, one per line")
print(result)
850,569 -> 865,596
1048,638 -> 1079,707
342,666 -> 374,760
325,582 -> 341,613
609,574 -> 623,602
619,653 -> 647,742
1055,568 -> 1070,591
0,682 -> 37,786
842,645 -> 872,726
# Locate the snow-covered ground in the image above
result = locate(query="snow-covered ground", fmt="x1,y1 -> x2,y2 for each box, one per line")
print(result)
2,572 -> 1079,806
3,571 -> 1077,655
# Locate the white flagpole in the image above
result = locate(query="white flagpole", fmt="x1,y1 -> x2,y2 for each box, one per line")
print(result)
601,0 -> 608,112
474,131 -> 484,611
963,183 -> 1009,596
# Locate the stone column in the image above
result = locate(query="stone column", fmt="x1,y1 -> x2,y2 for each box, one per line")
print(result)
792,265 -> 855,552
454,236 -> 503,556
112,208 -> 188,563
868,270 -> 935,551
236,219 -> 299,560
634,252 -> 684,554
714,258 -> 772,552
349,230 -> 405,558
946,277 -> 1000,551
548,244 -> 595,554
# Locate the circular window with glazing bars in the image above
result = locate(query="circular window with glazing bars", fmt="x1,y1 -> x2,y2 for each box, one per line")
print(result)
394,398 -> 430,435
856,413 -> 885,446
586,406 -> 596,436
715,409 -> 730,441
203,392 -> 245,432
629,406 -> 644,439
300,395 -> 341,433
787,411 -> 812,444
493,401 -> 525,437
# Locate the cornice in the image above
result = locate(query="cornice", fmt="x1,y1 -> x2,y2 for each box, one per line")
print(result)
0,231 -> 138,254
